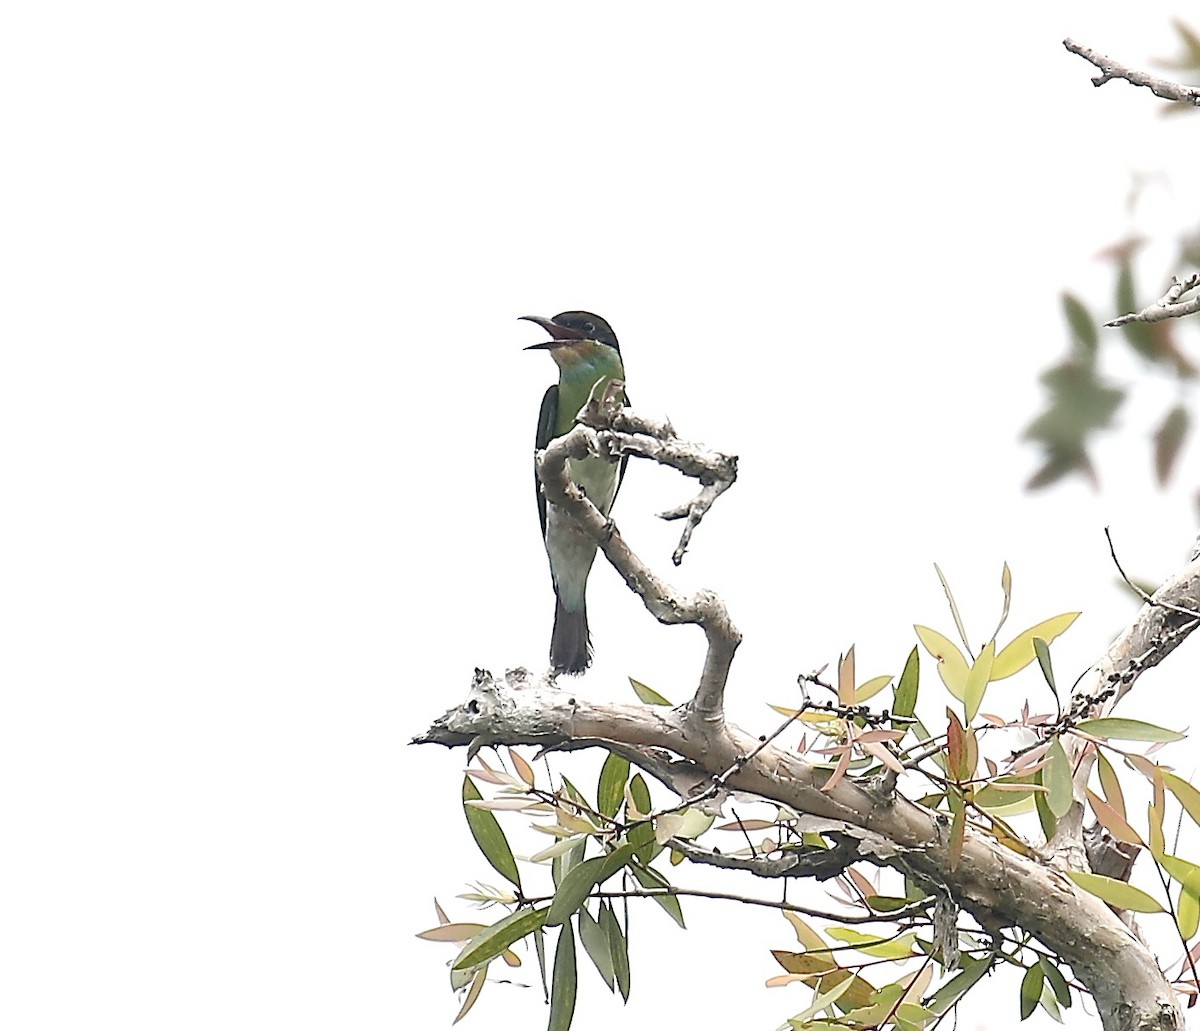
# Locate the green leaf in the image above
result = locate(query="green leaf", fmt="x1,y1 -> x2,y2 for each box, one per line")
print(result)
1033,637 -> 1057,698
453,907 -> 549,971
855,674 -> 893,703
1035,776 -> 1056,840
463,775 -> 521,889
963,639 -> 995,722
533,927 -> 548,1002
927,956 -> 992,1015
893,647 -> 919,719
548,921 -> 577,1031
600,901 -> 630,1001
597,752 -> 630,820
1020,963 -> 1044,1020
577,906 -> 615,990
629,677 -> 671,706
991,614 -> 1080,680
914,625 -> 968,699
1039,956 -> 1071,1008
629,859 -> 685,928
1066,871 -> 1166,913
546,855 -> 613,927
1045,737 -> 1074,819
1062,292 -> 1098,357
552,837 -> 586,888
1076,718 -> 1185,743
1096,751 -> 1125,817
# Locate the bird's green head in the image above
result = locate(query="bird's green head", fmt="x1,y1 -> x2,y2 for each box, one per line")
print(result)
520,312 -> 622,371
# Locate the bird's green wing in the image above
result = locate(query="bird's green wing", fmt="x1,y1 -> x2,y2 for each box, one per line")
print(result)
535,384 -> 558,538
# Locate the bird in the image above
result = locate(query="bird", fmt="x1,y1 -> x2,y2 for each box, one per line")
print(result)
521,311 -> 627,674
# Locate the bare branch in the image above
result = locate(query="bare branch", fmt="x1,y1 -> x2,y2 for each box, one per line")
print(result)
576,403 -> 739,566
1106,273 -> 1200,327
537,406 -> 741,723
1063,38 -> 1200,106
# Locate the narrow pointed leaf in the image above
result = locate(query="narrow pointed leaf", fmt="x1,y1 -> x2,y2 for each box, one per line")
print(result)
629,860 -> 685,927
1033,638 -> 1057,698
854,674 -> 893,704
1178,867 -> 1200,940
600,901 -> 630,1002
1066,871 -> 1165,913
453,967 -> 486,1024
893,647 -> 920,719
1020,963 -> 1044,1020
1062,292 -> 1098,355
1039,957 -> 1071,1008
597,751 -> 630,820
629,677 -> 670,706
991,614 -> 1080,680
995,562 -> 1013,639
1096,752 -> 1126,818
1045,737 -> 1074,818
915,626 -> 968,699
1085,789 -> 1143,846
1165,771 -> 1200,829
463,775 -> 521,889
927,956 -> 991,1015
508,747 -> 536,788
783,911 -> 828,953
771,950 -> 837,975
546,855 -> 614,927
1154,405 -> 1189,486
1076,718 -> 1185,743
838,647 -> 856,705
934,563 -> 972,655
577,906 -> 615,990
453,907 -> 549,970
548,922 -> 577,1031
964,639 -> 996,722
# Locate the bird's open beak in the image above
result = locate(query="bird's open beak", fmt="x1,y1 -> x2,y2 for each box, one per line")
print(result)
519,315 -> 588,350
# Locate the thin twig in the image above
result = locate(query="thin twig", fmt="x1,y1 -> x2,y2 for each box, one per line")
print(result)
1063,38 -> 1200,106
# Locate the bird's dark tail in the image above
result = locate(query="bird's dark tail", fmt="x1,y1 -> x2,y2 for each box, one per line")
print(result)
550,598 -> 591,674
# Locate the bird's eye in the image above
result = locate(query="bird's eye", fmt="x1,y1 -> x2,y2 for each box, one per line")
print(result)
584,322 -> 596,334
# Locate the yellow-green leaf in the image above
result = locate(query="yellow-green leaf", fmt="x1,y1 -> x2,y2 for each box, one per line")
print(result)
855,674 -> 893,704
771,950 -> 837,975
915,626 -> 968,699
963,639 -> 996,722
1066,871 -> 1165,913
826,927 -> 917,960
1096,751 -> 1126,818
629,677 -> 671,706
991,613 -> 1080,680
783,911 -> 827,953
1165,771 -> 1200,829
1178,867 -> 1200,940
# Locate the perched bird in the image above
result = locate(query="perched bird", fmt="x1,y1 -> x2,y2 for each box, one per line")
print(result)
521,312 -> 627,674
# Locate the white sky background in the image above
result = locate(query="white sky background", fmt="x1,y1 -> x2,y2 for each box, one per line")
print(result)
4,3 -> 1200,1029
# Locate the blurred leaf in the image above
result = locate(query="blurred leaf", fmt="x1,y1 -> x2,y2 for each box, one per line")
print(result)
914,625 -> 969,699
1020,963 -> 1045,1020
1157,19 -> 1200,71
629,677 -> 670,706
1045,738 -> 1074,818
1062,292 -> 1098,358
992,614 -> 1080,680
1067,871 -> 1165,913
1096,751 -> 1126,818
548,922 -> 577,1031
1154,405 -> 1189,486
1076,717 -> 1185,743
463,775 -> 521,889
1024,361 -> 1124,490
597,751 -> 630,821
893,647 -> 920,719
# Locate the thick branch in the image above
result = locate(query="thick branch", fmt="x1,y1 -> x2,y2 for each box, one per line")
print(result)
1107,274 -> 1200,327
537,407 -> 741,723
1063,38 -> 1200,106
415,669 -> 1180,1029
